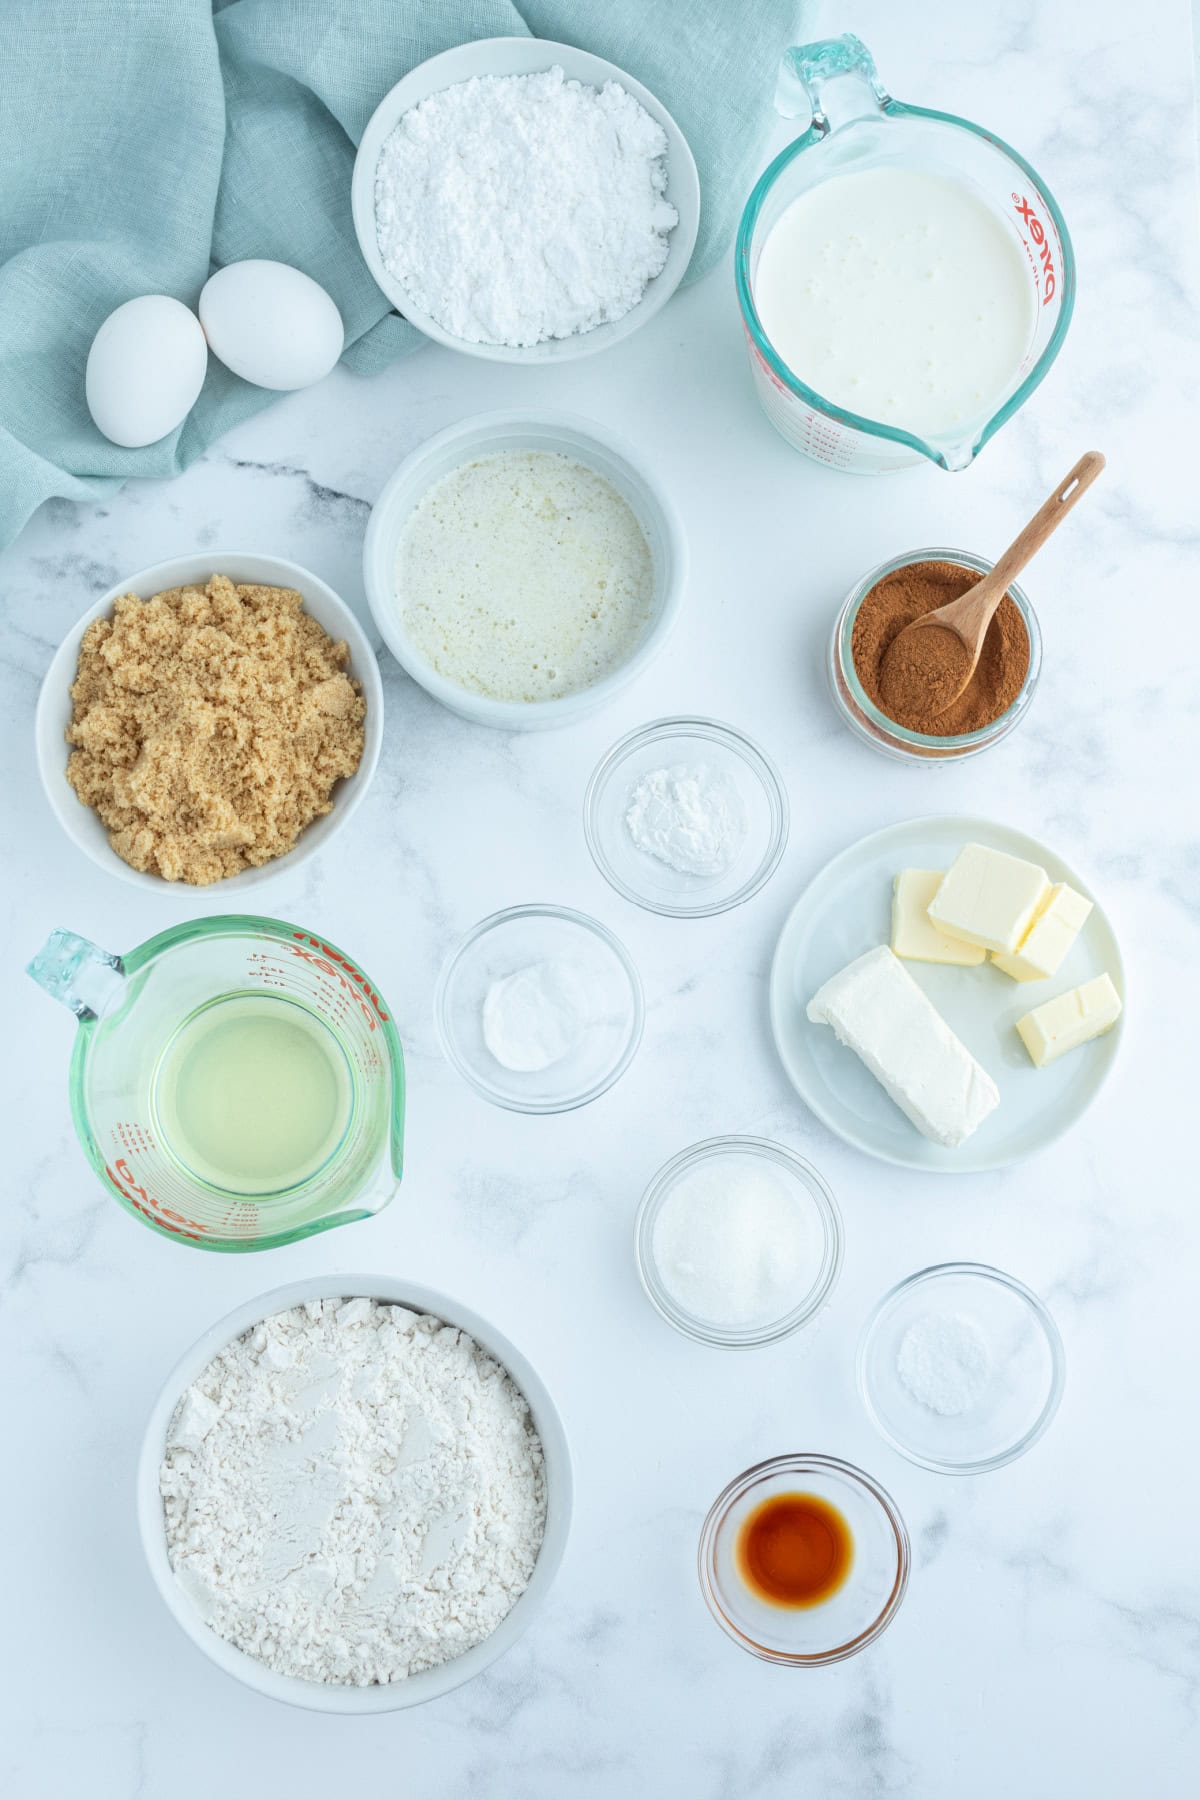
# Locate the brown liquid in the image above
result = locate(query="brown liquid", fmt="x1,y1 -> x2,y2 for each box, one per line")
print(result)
736,1491 -> 854,1609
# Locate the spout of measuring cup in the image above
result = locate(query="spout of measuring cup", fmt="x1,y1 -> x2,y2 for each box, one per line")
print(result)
937,440 -> 978,474
26,929 -> 125,1020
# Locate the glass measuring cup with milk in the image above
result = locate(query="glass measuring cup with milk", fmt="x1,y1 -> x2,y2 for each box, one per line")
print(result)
27,915 -> 405,1251
736,35 -> 1074,473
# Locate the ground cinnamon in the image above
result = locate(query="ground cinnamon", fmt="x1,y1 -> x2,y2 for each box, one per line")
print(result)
851,559 -> 1029,736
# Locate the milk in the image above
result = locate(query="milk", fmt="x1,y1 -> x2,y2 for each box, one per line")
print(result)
753,167 -> 1036,441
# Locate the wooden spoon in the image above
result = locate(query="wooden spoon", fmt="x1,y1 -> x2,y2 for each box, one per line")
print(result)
878,451 -> 1106,724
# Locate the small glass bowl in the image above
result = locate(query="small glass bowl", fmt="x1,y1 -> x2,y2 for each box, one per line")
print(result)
584,718 -> 788,917
827,547 -> 1042,762
857,1263 -> 1066,1475
635,1136 -> 842,1348
698,1454 -> 910,1665
435,905 -> 643,1113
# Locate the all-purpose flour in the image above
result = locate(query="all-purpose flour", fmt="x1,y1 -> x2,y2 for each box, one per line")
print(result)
159,1299 -> 546,1686
374,67 -> 678,347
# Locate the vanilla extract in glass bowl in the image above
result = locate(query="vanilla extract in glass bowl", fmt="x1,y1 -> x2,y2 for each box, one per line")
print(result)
699,1455 -> 910,1664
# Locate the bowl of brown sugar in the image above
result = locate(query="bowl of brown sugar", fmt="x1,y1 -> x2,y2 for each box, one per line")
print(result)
36,554 -> 383,891
826,549 -> 1041,762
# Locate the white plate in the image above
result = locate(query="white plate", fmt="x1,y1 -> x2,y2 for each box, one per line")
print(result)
769,816 -> 1125,1173
351,37 -> 700,363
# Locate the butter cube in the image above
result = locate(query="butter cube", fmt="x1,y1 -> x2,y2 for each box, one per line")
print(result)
928,843 -> 1050,955
891,870 -> 986,966
992,882 -> 1094,981
1016,973 -> 1122,1067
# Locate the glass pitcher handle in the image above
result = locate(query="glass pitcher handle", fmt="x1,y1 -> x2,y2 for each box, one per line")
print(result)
776,33 -> 890,130
26,929 -> 125,1020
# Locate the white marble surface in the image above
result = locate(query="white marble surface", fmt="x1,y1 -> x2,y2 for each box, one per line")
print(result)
3,2 -> 1198,1794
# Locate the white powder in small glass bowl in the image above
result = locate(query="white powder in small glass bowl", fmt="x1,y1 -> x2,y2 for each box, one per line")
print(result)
651,1160 -> 815,1328
624,763 -> 748,878
895,1312 -> 992,1416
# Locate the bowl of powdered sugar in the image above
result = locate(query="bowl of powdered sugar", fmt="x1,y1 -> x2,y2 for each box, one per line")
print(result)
352,38 -> 699,360
138,1276 -> 572,1711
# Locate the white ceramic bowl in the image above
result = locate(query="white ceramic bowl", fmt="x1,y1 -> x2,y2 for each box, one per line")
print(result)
137,1274 -> 573,1713
36,553 -> 383,894
351,36 -> 700,362
363,410 -> 687,730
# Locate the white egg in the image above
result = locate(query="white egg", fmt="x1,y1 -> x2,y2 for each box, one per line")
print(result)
199,260 -> 344,391
85,295 -> 208,448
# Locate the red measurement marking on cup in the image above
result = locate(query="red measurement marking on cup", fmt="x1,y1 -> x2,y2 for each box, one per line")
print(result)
1012,194 -> 1057,303
107,1160 -> 208,1241
289,935 -> 389,1026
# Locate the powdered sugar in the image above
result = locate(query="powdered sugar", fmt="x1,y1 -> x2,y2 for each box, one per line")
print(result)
159,1298 -> 546,1686
374,67 -> 678,347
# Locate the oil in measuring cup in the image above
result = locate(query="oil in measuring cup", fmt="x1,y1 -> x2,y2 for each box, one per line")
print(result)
26,916 -> 406,1251
151,992 -> 356,1197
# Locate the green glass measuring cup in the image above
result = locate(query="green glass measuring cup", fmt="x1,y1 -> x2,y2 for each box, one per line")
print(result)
27,914 -> 405,1252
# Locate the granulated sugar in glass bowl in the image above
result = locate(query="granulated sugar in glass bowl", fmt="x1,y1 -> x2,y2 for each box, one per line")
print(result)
635,1137 -> 843,1348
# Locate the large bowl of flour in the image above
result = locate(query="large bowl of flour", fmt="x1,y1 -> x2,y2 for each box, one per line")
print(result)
137,1276 -> 572,1712
351,37 -> 700,362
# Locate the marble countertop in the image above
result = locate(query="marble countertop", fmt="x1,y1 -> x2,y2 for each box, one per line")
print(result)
3,2 -> 1198,1794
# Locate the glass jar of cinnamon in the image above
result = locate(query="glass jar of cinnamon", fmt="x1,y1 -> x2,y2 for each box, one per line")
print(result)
827,547 -> 1042,762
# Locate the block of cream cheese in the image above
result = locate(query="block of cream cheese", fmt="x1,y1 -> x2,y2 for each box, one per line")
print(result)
992,882 -> 1093,981
1015,973 -> 1122,1066
806,946 -> 1000,1147
927,843 -> 1050,955
891,869 -> 986,966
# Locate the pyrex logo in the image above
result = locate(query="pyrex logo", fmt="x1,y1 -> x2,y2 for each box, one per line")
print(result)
1013,194 -> 1057,304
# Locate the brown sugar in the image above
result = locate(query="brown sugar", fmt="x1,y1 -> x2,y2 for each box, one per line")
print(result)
66,574 -> 365,884
851,559 -> 1030,736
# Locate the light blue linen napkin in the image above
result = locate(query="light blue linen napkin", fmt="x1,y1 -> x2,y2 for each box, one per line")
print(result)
0,0 -> 806,550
